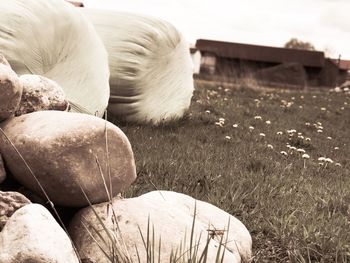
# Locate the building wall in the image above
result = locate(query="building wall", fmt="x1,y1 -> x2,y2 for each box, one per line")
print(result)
190,50 -> 201,75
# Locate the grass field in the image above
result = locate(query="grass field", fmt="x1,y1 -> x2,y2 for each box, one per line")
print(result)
111,79 -> 350,262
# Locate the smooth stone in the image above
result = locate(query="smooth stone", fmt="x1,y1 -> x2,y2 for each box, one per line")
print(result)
15,74 -> 69,116
0,111 -> 136,207
69,191 -> 252,263
0,64 -> 22,121
0,204 -> 79,263
0,190 -> 31,231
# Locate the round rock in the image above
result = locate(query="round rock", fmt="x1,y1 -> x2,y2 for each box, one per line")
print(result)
0,111 -> 136,207
15,74 -> 69,116
0,191 -> 31,231
69,191 -> 252,263
0,64 -> 22,121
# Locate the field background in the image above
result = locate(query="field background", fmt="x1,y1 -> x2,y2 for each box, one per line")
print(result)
111,79 -> 350,262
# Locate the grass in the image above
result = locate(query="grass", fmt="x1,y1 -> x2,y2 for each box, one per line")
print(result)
109,79 -> 350,262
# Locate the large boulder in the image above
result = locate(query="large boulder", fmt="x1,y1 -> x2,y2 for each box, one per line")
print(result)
0,111 -> 136,207
0,63 -> 22,121
0,0 -> 109,117
15,74 -> 69,116
83,9 -> 194,124
69,191 -> 252,263
0,204 -> 79,263
0,191 -> 31,231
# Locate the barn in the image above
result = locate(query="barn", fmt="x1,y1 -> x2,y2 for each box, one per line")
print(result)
195,39 -> 348,88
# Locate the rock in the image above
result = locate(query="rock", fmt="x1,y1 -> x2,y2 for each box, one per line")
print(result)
0,54 -> 11,67
0,191 -> 31,231
69,191 -> 252,263
0,154 -> 6,184
0,204 -> 79,263
15,74 -> 69,116
0,63 -> 22,121
0,111 -> 136,207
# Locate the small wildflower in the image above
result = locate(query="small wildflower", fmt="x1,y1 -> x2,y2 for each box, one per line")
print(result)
297,148 -> 306,153
335,163 -> 342,167
318,162 -> 324,166
341,107 -> 345,110
334,147 -> 339,150
249,126 -> 254,130
318,157 -> 326,162
300,95 -> 304,99
259,133 -> 266,137
327,137 -> 332,140
321,107 -> 326,111
305,122 -> 311,126
205,110 -> 211,114
298,132 -> 302,136
289,146 -> 297,150
305,137 -> 311,141
219,117 -> 225,122
298,135 -> 304,139
277,131 -> 283,135
287,129 -> 297,134
325,158 -> 334,163
254,99 -> 260,102
225,136 -> 231,140
215,122 -> 223,127
317,129 -> 323,133
302,154 -> 310,159
312,95 -> 317,98
265,120 -> 271,124
254,116 -> 262,120
267,144 -> 274,149
232,124 -> 238,128
299,106 -> 303,109
317,122 -> 322,126
280,151 -> 288,156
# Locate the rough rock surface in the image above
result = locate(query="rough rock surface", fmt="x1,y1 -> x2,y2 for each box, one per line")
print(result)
69,191 -> 252,263
15,74 -> 69,116
0,154 -> 6,184
0,110 -> 136,207
0,204 -> 79,263
0,191 -> 31,231
0,63 -> 22,121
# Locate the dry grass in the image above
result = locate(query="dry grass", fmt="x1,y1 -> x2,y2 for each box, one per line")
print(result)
110,79 -> 350,262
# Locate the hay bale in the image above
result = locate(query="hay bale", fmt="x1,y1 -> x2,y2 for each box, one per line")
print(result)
83,9 -> 194,124
0,0 -> 110,117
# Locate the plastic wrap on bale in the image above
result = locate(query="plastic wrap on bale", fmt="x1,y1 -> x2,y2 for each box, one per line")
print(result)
0,0 -> 110,117
83,9 -> 194,124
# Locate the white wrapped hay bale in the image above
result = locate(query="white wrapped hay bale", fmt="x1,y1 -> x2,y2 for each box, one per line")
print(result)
83,9 -> 194,124
0,0 -> 110,117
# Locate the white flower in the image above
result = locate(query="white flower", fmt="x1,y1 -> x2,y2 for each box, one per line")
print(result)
302,154 -> 310,159
317,129 -> 323,133
298,135 -> 304,139
327,137 -> 332,140
318,157 -> 326,162
280,151 -> 288,156
334,147 -> 339,150
259,133 -> 266,137
215,122 -> 223,127
299,106 -> 303,109
265,120 -> 271,124
321,107 -> 326,111
232,124 -> 238,128
335,163 -> 342,167
297,148 -> 306,153
317,122 -> 322,126
287,129 -> 297,134
289,146 -> 297,150
305,137 -> 311,141
249,126 -> 254,130
205,110 -> 211,114
219,117 -> 225,122
225,136 -> 231,140
305,122 -> 311,126
277,131 -> 283,135
325,158 -> 334,163
267,144 -> 274,149
254,116 -> 262,120
318,162 -> 324,166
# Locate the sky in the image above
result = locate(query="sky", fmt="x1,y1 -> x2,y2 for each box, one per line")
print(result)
84,0 -> 350,59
